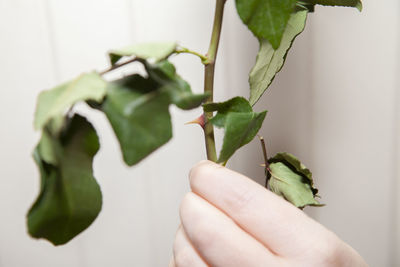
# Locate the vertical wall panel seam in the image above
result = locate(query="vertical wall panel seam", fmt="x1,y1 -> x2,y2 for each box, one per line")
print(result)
126,0 -> 135,43
43,0 -> 61,82
390,3 -> 400,265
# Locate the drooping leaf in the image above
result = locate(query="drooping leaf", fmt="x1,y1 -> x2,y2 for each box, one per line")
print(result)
102,75 -> 173,166
28,114 -> 102,245
145,60 -> 209,110
34,72 -> 107,130
203,97 -> 253,128
219,111 -> 267,163
270,152 -> 313,183
101,59 -> 206,166
235,0 -> 297,49
205,97 -> 267,163
267,152 -> 322,208
109,42 -> 177,65
302,0 -> 362,11
249,11 -> 307,106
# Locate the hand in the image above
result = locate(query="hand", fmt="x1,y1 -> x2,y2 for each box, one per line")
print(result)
170,160 -> 367,267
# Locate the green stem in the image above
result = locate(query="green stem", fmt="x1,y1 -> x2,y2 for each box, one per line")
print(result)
203,0 -> 226,162
175,47 -> 208,63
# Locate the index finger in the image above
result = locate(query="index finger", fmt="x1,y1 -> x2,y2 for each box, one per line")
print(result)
189,160 -> 338,258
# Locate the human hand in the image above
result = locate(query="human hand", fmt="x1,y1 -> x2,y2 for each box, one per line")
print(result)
170,160 -> 367,267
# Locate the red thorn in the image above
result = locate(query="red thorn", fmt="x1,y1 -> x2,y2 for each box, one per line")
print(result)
185,114 -> 205,129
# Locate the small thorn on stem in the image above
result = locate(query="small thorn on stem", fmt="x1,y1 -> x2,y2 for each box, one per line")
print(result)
185,114 -> 205,129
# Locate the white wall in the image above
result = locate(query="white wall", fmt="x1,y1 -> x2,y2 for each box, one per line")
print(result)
0,0 -> 399,266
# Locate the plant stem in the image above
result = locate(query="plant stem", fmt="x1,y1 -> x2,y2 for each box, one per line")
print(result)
99,58 -> 137,75
259,135 -> 271,188
203,0 -> 226,162
259,135 -> 270,170
175,47 -> 208,63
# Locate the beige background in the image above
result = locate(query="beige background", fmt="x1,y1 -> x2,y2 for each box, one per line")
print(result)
0,0 -> 399,266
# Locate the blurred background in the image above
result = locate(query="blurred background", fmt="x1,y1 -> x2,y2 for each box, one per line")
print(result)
0,0 -> 399,266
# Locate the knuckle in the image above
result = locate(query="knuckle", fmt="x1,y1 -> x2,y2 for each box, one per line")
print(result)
229,187 -> 256,215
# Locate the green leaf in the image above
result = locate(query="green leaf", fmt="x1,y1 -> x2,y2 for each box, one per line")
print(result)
109,42 -> 177,65
102,75 -> 173,166
302,0 -> 362,11
203,97 -> 253,128
145,61 -> 209,110
249,11 -> 307,106
267,152 -> 322,208
102,59 -> 205,166
235,0 -> 297,49
34,72 -> 107,130
219,111 -> 267,163
206,97 -> 267,163
28,114 -> 102,245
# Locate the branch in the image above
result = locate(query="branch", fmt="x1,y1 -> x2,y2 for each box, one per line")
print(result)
203,0 -> 226,162
99,58 -> 138,75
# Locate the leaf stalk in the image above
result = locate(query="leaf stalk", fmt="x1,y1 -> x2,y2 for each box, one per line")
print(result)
175,47 -> 208,63
99,57 -> 138,75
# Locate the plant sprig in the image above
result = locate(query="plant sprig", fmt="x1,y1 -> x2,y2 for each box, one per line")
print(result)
28,0 -> 362,245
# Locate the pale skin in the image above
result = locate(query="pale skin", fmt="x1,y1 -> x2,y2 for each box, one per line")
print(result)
170,160 -> 368,267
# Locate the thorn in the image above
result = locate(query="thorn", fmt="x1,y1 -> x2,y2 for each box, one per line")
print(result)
185,114 -> 205,128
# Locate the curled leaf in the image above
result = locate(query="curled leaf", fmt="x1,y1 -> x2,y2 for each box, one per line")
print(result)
249,11 -> 307,105
109,42 -> 177,65
102,60 -> 206,166
204,97 -> 267,163
28,114 -> 102,245
34,72 -> 107,130
102,75 -> 173,166
267,152 -> 322,208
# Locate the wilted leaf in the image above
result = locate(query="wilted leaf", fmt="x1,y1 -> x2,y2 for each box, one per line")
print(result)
102,75 -> 173,166
28,114 -> 102,245
109,42 -> 177,65
302,0 -> 362,11
203,97 -> 253,128
146,60 -> 209,110
249,11 -> 307,105
235,0 -> 297,49
205,97 -> 267,163
34,72 -> 107,130
102,59 -> 205,166
267,152 -> 322,208
219,111 -> 266,163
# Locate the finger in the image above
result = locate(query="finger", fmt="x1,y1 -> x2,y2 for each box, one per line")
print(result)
173,225 -> 208,267
189,160 -> 339,258
180,192 -> 285,266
